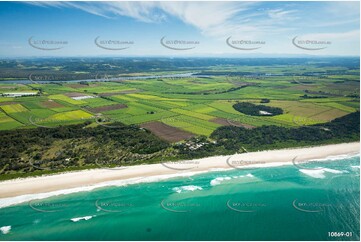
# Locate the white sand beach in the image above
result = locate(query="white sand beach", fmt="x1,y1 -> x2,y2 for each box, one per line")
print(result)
0,142 -> 359,204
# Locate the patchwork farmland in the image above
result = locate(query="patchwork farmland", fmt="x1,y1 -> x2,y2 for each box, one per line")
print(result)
0,65 -> 359,142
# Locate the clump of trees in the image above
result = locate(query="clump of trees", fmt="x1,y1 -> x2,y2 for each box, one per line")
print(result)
300,94 -> 327,99
233,102 -> 283,116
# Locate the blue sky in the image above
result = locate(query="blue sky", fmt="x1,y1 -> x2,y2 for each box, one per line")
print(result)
0,1 -> 359,57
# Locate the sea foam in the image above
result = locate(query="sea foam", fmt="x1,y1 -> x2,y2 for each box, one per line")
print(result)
0,226 -> 11,235
210,173 -> 254,186
70,216 -> 94,222
299,167 -> 347,179
172,185 -> 203,193
210,177 -> 232,186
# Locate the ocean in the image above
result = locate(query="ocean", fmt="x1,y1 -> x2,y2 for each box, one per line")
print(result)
0,154 -> 359,241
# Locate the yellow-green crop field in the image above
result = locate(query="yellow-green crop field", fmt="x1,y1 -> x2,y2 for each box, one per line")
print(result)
0,104 -> 28,114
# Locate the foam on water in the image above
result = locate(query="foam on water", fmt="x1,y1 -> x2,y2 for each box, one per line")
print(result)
0,226 -> 11,235
210,177 -> 232,186
172,185 -> 203,193
323,168 -> 348,174
299,167 -> 347,179
70,216 -> 94,222
210,173 -> 255,186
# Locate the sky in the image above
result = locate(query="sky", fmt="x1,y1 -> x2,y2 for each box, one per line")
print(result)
0,1 -> 359,57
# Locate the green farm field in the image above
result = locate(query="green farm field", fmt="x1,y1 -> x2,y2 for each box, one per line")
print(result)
0,65 -> 359,141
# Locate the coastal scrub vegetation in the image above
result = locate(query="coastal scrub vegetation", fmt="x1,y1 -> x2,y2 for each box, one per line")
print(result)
0,111 -> 359,180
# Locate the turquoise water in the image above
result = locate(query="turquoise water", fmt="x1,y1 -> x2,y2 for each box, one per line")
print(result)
0,155 -> 359,241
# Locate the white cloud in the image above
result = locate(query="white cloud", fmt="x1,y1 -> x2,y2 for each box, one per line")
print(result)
25,1 -> 359,43
158,2 -> 247,32
26,1 -> 262,37
267,9 -> 298,20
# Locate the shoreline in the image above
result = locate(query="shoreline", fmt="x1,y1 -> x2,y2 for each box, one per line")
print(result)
0,142 -> 359,208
